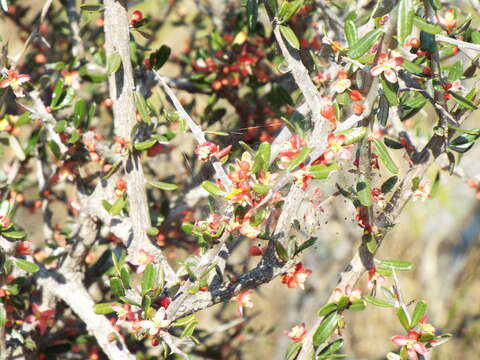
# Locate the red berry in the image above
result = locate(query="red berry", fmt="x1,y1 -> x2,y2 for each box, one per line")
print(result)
409,37 -> 421,48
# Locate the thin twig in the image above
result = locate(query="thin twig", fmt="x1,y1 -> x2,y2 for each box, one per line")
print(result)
155,71 -> 232,191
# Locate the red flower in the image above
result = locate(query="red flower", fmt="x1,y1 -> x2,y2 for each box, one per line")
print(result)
232,290 -> 254,316
333,284 -> 361,303
194,141 -> 219,161
0,69 -> 31,98
281,263 -> 312,290
391,331 -> 428,360
352,103 -> 365,115
278,135 -> 305,169
284,322 -> 307,342
29,304 -> 55,335
322,133 -> 352,163
349,90 -> 364,101
370,52 -> 404,83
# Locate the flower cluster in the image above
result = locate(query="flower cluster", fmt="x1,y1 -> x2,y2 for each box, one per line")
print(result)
0,68 -> 31,98
281,263 -> 312,290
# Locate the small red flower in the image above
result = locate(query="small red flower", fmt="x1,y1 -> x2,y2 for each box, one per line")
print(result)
232,290 -> 254,316
194,141 -> 219,162
349,90 -> 364,101
391,331 -> 428,360
284,322 -> 307,342
281,263 -> 312,290
370,52 -> 404,83
0,69 -> 31,98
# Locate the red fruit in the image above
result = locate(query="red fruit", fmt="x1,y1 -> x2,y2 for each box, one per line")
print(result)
442,82 -> 452,90
467,179 -> 478,189
422,65 -> 432,75
249,245 -> 263,256
35,53 -> 47,64
409,37 -> 421,48
103,98 -> 113,107
352,103 -> 365,115
212,80 -> 222,91
130,10 -> 143,25
349,90 -> 364,101
443,92 -> 451,100
116,178 -> 126,190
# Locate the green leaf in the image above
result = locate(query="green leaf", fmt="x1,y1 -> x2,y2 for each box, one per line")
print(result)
201,181 -> 225,196
181,320 -> 198,337
110,277 -> 125,297
397,306 -> 411,331
294,237 -> 317,256
377,94 -> 389,126
413,16 -> 443,35
313,312 -> 338,346
449,91 -> 477,110
111,250 -> 121,275
447,61 -> 463,82
420,30 -> 437,53
109,197 -> 126,216
430,333 -> 452,347
335,127 -> 367,145
379,259 -> 413,270
93,302 -> 117,315
120,266 -> 130,288
373,139 -> 399,174
48,140 -> 62,159
319,338 -> 344,356
309,163 -> 339,179
380,76 -> 400,106
348,28 -> 383,59
275,242 -> 289,262
54,120 -> 67,133
133,92 -> 151,123
15,258 -> 39,273
148,180 -> 178,191
246,0 -> 259,32
363,295 -> 394,307
449,133 -> 480,153
107,53 -> 122,75
134,139 -> 157,151
277,0 -> 304,23
0,304 -> 5,328
73,99 -> 87,128
285,342 -> 302,360
147,227 -> 160,238
336,296 -> 350,312
401,59 -> 423,74
287,147 -> 311,171
344,20 -> 358,48
357,175 -> 372,207
9,135 -> 26,161
317,302 -> 338,317
251,142 -> 271,174
398,0 -> 414,46
279,25 -> 300,49
149,45 -> 171,70
51,79 -> 64,108
252,183 -> 270,194
1,230 -> 26,239
172,314 -> 196,327
80,4 -> 103,12
381,176 -> 398,194
349,299 -> 367,311
411,300 -> 427,327
141,263 -> 156,295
